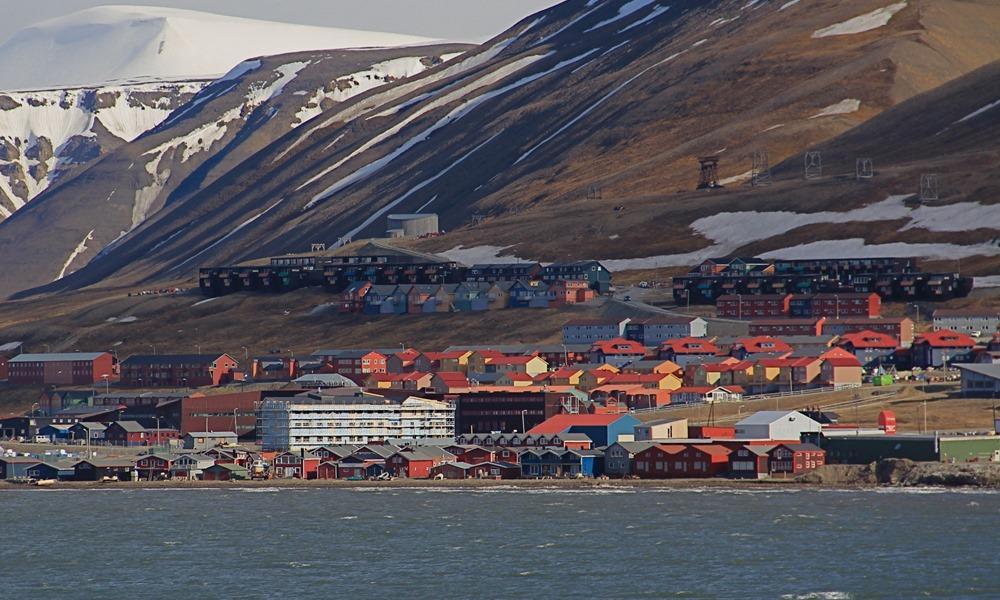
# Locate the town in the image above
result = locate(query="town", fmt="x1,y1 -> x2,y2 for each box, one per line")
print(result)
2,253 -> 998,485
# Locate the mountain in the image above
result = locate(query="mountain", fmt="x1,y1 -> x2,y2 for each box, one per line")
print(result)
0,5 -> 434,90
4,0 -> 1000,300
0,5 -> 436,218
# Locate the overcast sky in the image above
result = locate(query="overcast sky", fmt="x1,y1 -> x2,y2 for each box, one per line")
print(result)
0,1 -> 563,44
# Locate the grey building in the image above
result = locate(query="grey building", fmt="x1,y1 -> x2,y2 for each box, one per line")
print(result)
387,214 -> 439,238
562,318 -> 631,344
625,317 -> 707,345
955,363 -> 1000,396
933,310 -> 1000,339
183,431 -> 238,450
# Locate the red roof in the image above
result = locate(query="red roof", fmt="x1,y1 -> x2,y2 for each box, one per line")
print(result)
660,337 -> 719,354
837,330 -> 898,349
915,330 -> 977,348
503,372 -> 535,382
527,414 -> 629,434
591,338 -> 647,355
736,336 -> 793,354
551,367 -> 584,378
692,444 -> 733,457
823,356 -> 863,367
434,371 -> 469,384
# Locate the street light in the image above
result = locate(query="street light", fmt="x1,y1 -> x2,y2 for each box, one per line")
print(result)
148,344 -> 157,355
521,409 -> 527,434
101,374 -> 110,394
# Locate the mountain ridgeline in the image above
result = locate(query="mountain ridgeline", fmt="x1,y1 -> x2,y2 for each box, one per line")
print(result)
4,0 -> 1000,299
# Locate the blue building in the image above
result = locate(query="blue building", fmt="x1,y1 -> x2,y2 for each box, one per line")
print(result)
520,449 -> 604,478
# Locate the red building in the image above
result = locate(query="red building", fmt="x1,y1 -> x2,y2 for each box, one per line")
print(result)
717,294 -> 791,319
312,349 -> 389,378
179,390 -> 300,438
385,448 -> 453,478
249,356 -> 299,381
790,293 -> 880,318
767,443 -> 825,475
748,319 -> 825,337
633,444 -> 686,478
120,354 -> 239,387
104,421 -> 180,446
589,338 -> 648,364
442,445 -> 496,464
549,280 -> 596,305
7,352 -> 117,386
135,454 -> 175,480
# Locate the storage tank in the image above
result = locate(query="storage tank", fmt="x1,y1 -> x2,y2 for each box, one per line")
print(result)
386,214 -> 439,238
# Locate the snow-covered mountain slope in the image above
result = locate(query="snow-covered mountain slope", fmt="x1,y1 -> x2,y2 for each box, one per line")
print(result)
0,5 -> 439,219
0,43 -> 469,294
5,0 -> 1000,300
0,5 -> 434,91
0,81 -> 204,216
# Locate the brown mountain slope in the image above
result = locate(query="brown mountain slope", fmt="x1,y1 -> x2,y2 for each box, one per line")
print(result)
8,0 -> 1000,300
0,44 -> 469,298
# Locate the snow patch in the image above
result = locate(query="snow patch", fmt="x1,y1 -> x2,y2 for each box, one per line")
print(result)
974,275 -> 1000,288
718,170 -> 753,186
55,228 -> 94,280
810,99 -> 860,119
762,239 -> 1000,261
293,56 -> 432,127
619,5 -> 671,33
812,2 -> 907,38
585,0 -> 659,33
779,0 -> 801,10
955,99 -> 1000,125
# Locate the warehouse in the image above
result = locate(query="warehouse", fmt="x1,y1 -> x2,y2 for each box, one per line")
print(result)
387,213 -> 439,238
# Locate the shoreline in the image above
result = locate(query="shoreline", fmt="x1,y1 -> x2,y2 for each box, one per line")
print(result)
4,460 -> 998,491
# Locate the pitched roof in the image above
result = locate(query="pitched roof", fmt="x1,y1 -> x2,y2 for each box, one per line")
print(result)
122,354 -> 229,366
836,330 -> 899,349
915,330 -> 977,348
527,414 -> 632,434
591,338 -> 646,355
660,337 -> 718,354
11,352 -> 108,363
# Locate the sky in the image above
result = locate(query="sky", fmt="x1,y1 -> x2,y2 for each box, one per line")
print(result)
0,0 -> 564,44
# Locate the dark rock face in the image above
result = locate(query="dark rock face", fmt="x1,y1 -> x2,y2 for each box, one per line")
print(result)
60,135 -> 103,164
25,137 -> 54,163
0,95 -> 22,110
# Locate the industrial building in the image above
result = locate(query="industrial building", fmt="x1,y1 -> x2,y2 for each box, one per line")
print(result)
386,213 -> 439,238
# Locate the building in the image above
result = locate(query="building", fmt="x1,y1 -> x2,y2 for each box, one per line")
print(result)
7,352 -> 116,386
955,363 -> 1000,396
311,349 -> 390,378
589,338 -> 648,367
822,317 -> 915,347
527,413 -> 641,447
789,293 -> 880,318
671,385 -> 744,404
933,309 -> 1000,338
603,441 -> 657,477
120,354 -> 239,387
430,461 -> 521,479
728,445 -> 773,479
104,421 -> 180,446
659,337 -> 720,367
541,261 -> 612,293
202,463 -> 248,481
466,263 -> 542,283
258,390 -> 454,451
73,458 -> 134,481
183,431 -> 238,450
625,317 -> 708,345
748,318 -> 825,337
385,448 -> 454,478
820,355 -> 863,389
634,417 -> 688,441
717,294 -> 791,319
0,341 -> 23,380
633,444 -> 732,478
562,318 -> 631,344
767,443 -> 825,476
520,448 -> 603,477
386,213 -> 439,238
912,330 -> 977,368
179,390 -> 294,438
452,388 -> 578,434
835,330 -> 900,368
734,411 -> 821,441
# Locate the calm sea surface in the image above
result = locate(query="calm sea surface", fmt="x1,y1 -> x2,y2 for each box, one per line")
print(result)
1,486 -> 998,599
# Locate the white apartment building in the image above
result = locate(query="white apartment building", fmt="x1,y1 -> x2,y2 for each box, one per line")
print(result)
258,390 -> 454,451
